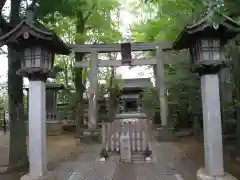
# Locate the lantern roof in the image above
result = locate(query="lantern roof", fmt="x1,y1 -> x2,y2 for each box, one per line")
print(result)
172,10 -> 240,50
45,83 -> 65,90
24,83 -> 64,91
0,11 -> 70,55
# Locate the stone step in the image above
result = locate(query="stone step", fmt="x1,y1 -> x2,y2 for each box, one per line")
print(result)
131,153 -> 145,163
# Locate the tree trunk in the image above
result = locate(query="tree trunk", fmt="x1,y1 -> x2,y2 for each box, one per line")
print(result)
75,96 -> 84,138
107,98 -> 117,122
233,78 -> 240,155
74,53 -> 85,139
192,115 -> 202,141
234,101 -> 240,155
219,68 -> 233,135
7,0 -> 28,170
227,38 -> 240,155
107,68 -> 118,122
73,16 -> 86,139
8,45 -> 28,169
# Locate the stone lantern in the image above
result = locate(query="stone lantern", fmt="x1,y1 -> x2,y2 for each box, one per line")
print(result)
0,8 -> 70,180
24,83 -> 65,135
172,10 -> 239,180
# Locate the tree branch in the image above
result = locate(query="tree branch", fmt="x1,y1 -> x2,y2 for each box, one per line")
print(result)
0,0 -> 7,12
0,47 -> 7,54
10,0 -> 21,24
29,0 -> 38,9
0,0 -> 8,33
83,3 -> 97,23
25,0 -> 29,9
0,15 -> 10,34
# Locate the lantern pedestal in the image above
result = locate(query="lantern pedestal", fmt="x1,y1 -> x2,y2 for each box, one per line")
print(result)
200,74 -> 225,177
197,168 -> 237,180
0,7 -> 70,180
21,80 -> 51,180
198,73 -> 237,180
20,171 -> 56,180
157,127 -> 176,141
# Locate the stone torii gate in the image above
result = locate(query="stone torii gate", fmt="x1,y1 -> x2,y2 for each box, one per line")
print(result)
71,41 -> 179,130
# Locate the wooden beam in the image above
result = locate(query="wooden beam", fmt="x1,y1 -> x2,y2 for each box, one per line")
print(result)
75,58 -> 157,68
69,40 -> 173,53
74,52 -> 189,68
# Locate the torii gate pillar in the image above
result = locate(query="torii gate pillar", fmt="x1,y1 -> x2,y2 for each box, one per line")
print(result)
155,45 -> 168,127
88,51 -> 98,129
155,45 -> 175,141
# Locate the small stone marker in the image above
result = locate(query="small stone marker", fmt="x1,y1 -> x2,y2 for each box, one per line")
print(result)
120,131 -> 131,163
100,157 -> 106,162
145,157 -> 151,163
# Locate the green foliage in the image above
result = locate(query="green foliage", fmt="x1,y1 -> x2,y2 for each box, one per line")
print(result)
37,0 -> 122,112
100,68 -> 123,97
97,68 -> 123,122
141,86 -> 159,119
38,0 -> 122,44
131,0 -> 203,127
165,53 -> 201,124
131,0 -> 203,41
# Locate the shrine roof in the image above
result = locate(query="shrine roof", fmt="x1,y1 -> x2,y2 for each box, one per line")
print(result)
123,78 -> 152,89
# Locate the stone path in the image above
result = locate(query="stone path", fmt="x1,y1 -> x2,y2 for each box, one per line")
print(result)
67,162 -> 116,180
112,140 -> 197,180
55,144 -> 117,180
152,141 -> 198,180
0,131 -> 198,180
59,140 -> 197,180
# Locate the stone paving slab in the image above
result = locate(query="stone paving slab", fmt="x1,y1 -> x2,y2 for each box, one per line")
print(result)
77,144 -> 102,162
151,141 -> 198,180
55,144 -> 102,180
55,144 -> 118,180
67,162 -> 116,180
112,163 -> 178,180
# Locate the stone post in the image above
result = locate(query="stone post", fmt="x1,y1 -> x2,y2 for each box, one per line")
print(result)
196,62 -> 237,180
26,80 -> 48,178
200,74 -> 224,176
88,51 -> 98,130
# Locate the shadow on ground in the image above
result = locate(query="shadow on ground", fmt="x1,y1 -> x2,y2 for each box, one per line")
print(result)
174,136 -> 240,179
0,132 -> 86,180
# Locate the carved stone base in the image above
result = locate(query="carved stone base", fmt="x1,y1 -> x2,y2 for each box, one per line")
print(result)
197,168 -> 238,180
46,121 -> 63,135
25,121 -> 63,136
81,129 -> 101,143
157,127 -> 177,141
75,138 -> 81,146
